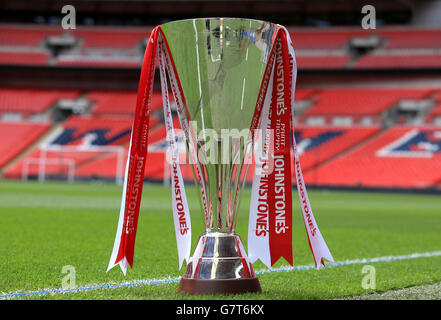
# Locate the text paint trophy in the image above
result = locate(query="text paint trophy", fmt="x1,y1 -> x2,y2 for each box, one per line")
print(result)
107,18 -> 334,295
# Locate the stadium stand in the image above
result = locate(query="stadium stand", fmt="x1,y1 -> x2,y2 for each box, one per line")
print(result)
55,53 -> 141,68
74,118 -> 180,180
73,149 -> 128,180
0,25 -> 59,66
295,55 -> 350,69
0,88 -> 81,119
46,116 -> 134,146
4,116 -> 137,180
0,24 -> 147,68
303,126 -> 441,189
55,27 -> 147,68
0,24 -> 61,46
73,125 -> 382,183
72,28 -> 148,49
0,121 -> 50,169
295,89 -> 315,101
292,125 -> 380,171
300,88 -> 434,125
88,90 -> 164,116
426,102 -> 441,125
0,50 -> 50,66
378,29 -> 441,49
2,24 -> 441,70
355,53 -> 441,69
288,29 -> 368,50
2,83 -> 439,190
289,27 -> 441,70
1,19 -> 440,190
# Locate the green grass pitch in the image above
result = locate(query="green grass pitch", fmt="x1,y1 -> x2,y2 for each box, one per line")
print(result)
0,179 -> 440,300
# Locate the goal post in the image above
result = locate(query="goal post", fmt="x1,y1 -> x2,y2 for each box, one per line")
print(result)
21,145 -> 126,184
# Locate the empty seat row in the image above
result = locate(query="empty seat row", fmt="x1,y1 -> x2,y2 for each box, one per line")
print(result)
355,53 -> 441,69
289,27 -> 441,50
0,88 -> 80,113
302,88 -> 432,117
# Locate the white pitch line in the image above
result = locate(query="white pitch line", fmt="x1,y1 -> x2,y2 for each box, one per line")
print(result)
240,77 -> 246,110
1,250 -> 440,299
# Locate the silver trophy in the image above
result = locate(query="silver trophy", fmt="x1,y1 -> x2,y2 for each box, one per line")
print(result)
161,18 -> 277,294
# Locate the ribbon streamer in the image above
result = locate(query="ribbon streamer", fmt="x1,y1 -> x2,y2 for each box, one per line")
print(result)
107,26 -> 160,275
158,37 -> 192,270
248,26 -> 334,269
107,26 -> 194,274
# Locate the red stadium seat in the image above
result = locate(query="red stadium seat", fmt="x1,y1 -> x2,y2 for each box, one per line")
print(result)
89,90 -> 165,116
292,125 -> 380,171
304,126 -> 441,188
74,118 -> 180,180
88,91 -> 138,116
0,88 -> 80,113
289,29 -> 369,50
426,102 -> 441,124
295,89 -> 315,101
296,55 -> 350,69
55,58 -> 140,68
0,51 -> 50,66
0,25 -> 62,46
428,104 -> 441,117
355,53 -> 441,69
0,121 -> 50,168
0,25 -> 148,50
303,88 -> 433,117
4,116 -> 136,179
72,28 -> 149,49
379,29 -> 441,49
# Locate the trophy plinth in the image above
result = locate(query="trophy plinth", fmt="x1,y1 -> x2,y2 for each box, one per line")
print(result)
178,232 -> 261,295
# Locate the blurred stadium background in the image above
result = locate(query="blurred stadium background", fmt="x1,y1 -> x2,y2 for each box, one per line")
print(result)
1,0 -> 441,192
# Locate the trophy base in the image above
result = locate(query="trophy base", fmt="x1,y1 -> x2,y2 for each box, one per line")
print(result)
178,277 -> 261,295
178,232 -> 261,295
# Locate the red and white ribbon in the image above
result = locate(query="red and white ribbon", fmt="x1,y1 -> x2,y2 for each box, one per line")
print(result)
248,58 -> 275,268
107,26 -> 160,275
107,27 -> 195,274
283,27 -> 334,269
158,38 -> 192,270
248,26 -> 334,269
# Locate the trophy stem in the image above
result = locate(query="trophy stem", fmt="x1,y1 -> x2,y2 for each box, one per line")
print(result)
178,232 -> 262,295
